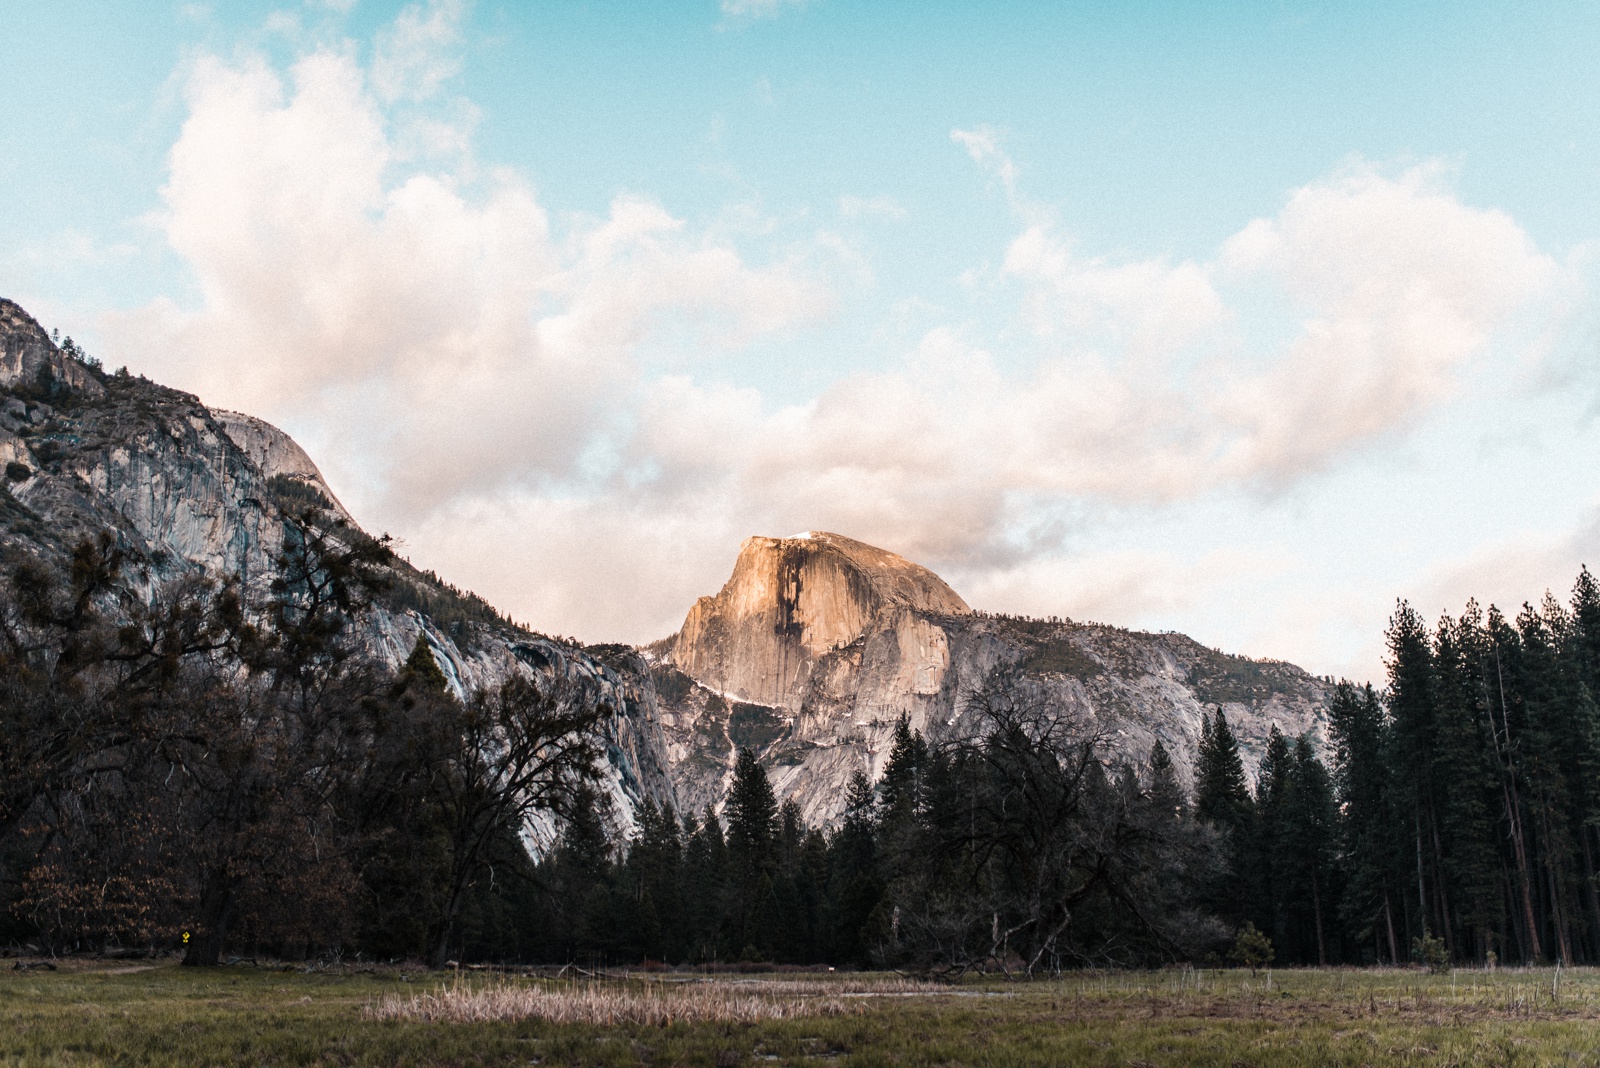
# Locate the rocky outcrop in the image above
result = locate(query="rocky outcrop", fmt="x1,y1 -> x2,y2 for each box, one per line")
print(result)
213,409 -> 353,522
656,534 -> 1330,827
0,297 -> 676,844
673,532 -> 970,708
0,300 -> 102,396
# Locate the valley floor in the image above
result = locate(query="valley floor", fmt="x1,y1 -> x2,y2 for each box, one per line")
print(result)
2,961 -> 1599,1066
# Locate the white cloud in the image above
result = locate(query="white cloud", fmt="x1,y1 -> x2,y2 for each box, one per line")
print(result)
104,15 -> 1575,653
720,0 -> 807,19
111,38 -> 829,526
839,195 -> 907,221
371,0 -> 465,104
951,126 -> 1018,199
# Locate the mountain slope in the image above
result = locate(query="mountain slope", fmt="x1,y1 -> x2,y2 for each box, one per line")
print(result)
4,295 -> 1331,837
0,298 -> 676,839
653,532 -> 1329,825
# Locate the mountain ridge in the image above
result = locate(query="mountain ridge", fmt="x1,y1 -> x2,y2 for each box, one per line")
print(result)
0,295 -> 1330,835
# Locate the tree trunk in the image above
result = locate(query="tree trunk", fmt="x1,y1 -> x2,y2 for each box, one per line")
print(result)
1428,813 -> 1455,959
1584,829 -> 1600,962
431,891 -> 461,970
1492,653 -> 1543,962
1415,813 -> 1429,937
1311,869 -> 1327,967
182,870 -> 236,967
1383,890 -> 1400,966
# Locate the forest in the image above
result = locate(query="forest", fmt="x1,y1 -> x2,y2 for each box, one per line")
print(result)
7,503 -> 1600,974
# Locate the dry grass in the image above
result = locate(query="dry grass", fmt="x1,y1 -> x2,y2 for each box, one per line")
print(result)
687,974 -> 949,997
365,978 -> 864,1025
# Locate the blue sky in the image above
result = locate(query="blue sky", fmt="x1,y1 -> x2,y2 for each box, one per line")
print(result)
5,0 -> 1600,681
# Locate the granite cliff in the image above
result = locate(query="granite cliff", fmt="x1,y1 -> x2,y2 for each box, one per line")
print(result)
652,532 -> 1330,826
0,298 -> 676,841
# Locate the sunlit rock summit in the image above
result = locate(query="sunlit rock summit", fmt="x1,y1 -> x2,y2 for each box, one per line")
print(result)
672,532 -> 971,709
651,532 -> 1330,827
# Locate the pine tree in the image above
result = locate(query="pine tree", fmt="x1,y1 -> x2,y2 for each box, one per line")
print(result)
627,799 -> 685,961
682,808 -> 727,961
1147,739 -> 1185,821
1282,735 -> 1337,965
724,749 -> 779,955
879,716 -> 929,819
1194,708 -> 1254,924
1195,709 -> 1251,830
1252,726 -> 1293,948
1327,681 -> 1400,964
826,770 -> 882,965
726,749 -> 778,878
548,787 -> 614,961
1385,599 -> 1446,953
1430,604 -> 1506,963
397,634 -> 448,694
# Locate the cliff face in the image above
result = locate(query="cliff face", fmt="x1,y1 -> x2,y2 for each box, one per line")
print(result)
673,532 -> 970,709
656,533 -> 1330,827
0,298 -> 676,842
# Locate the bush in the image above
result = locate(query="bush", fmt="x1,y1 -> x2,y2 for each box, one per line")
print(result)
1229,922 -> 1274,975
1413,931 -> 1449,973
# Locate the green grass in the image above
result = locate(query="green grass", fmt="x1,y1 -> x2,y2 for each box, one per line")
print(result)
7,962 -> 1600,1066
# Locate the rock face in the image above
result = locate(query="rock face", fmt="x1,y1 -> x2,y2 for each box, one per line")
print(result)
655,532 -> 1331,827
673,532 -> 970,709
211,409 -> 353,522
0,298 -> 676,844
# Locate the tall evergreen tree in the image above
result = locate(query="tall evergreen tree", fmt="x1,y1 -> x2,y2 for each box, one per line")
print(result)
724,749 -> 779,956
1327,680 -> 1400,964
1194,708 -> 1252,923
1147,739 -> 1185,821
1282,735 -> 1337,965
1430,604 -> 1508,963
1385,600 -> 1445,951
682,808 -> 727,961
1252,726 -> 1294,949
826,770 -> 882,965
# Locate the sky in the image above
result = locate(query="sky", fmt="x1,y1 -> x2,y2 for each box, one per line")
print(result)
5,0 -> 1600,683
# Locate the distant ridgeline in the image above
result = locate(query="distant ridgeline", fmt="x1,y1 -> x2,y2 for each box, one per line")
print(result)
11,294 -> 1589,972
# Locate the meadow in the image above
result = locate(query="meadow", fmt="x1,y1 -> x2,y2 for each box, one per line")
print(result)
4,961 -> 1600,1066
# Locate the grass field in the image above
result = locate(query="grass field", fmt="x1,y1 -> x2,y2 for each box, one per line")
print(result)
5,960 -> 1600,1066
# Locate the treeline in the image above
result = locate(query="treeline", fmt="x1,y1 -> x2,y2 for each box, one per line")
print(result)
502,570 -> 1600,972
0,514 -> 605,967
506,706 -> 1218,972
0,511 -> 1223,970
10,513 -> 1600,973
1185,569 -> 1600,968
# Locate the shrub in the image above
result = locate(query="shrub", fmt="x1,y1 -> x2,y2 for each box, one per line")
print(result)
1229,922 -> 1274,975
1413,931 -> 1449,973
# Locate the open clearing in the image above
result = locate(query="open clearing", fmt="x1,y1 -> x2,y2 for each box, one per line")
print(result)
5,962 -> 1600,1065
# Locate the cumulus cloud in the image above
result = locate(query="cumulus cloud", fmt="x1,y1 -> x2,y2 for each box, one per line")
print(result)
371,0 -> 465,104
114,41 -> 827,524
996,163 -> 1562,494
104,11 -> 1573,650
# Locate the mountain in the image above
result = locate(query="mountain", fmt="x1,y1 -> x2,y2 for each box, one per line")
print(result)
2,295 -> 1331,837
0,298 -> 676,840
651,532 -> 1330,826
